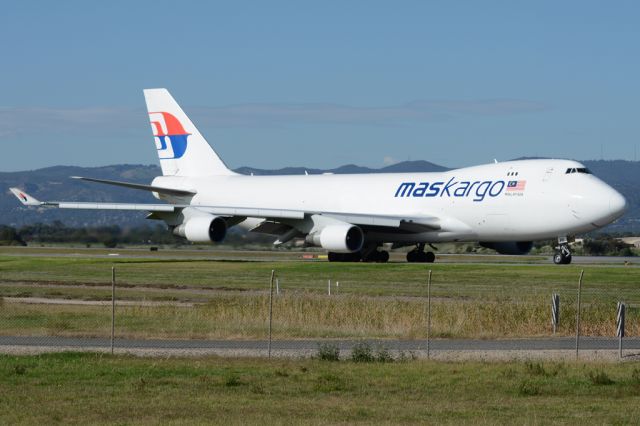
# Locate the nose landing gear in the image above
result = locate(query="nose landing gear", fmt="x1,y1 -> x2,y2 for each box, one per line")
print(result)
553,237 -> 572,265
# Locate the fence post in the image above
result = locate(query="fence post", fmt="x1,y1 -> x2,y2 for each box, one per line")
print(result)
268,270 -> 275,358
552,293 -> 560,334
328,279 -> 331,296
111,266 -> 116,355
617,302 -> 625,359
427,269 -> 432,360
575,270 -> 584,360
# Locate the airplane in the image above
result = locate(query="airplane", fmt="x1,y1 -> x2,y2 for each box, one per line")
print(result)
10,89 -> 627,265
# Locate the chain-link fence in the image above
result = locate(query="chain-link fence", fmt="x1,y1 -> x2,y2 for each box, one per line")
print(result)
1,263 -> 638,360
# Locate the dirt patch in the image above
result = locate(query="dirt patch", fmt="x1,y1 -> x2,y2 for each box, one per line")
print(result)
3,297 -> 196,307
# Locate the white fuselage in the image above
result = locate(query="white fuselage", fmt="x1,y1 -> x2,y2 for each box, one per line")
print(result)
13,89 -> 626,261
153,158 -> 627,245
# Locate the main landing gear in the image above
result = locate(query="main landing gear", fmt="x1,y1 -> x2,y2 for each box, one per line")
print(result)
406,243 -> 436,263
327,246 -> 390,263
363,248 -> 390,263
553,237 -> 572,265
327,252 -> 362,262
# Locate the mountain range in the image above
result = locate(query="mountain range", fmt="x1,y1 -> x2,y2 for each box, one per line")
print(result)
1,160 -> 637,233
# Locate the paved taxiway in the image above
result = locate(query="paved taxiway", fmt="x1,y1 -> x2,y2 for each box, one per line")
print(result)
0,246 -> 637,266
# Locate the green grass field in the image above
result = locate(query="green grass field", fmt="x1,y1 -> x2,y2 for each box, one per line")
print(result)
2,250 -> 639,423
0,249 -> 639,340
1,251 -> 638,299
1,353 -> 640,425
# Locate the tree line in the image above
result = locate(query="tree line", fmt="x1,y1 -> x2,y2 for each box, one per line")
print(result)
0,222 -> 636,255
0,221 -> 270,248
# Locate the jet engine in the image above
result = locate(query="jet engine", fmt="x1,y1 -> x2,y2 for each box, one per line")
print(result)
480,241 -> 534,255
173,215 -> 227,243
308,224 -> 364,253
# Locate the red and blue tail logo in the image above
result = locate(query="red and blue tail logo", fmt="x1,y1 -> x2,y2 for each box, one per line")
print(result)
149,112 -> 190,159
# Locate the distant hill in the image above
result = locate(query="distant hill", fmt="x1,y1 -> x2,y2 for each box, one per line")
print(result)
1,160 -> 637,232
235,160 -> 448,176
0,165 -> 160,228
581,160 -> 640,233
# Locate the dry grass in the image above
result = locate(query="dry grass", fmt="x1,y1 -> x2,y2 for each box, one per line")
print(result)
1,250 -> 638,341
2,292 -> 637,339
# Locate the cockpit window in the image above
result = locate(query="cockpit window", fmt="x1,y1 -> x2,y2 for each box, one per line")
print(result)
565,168 -> 591,174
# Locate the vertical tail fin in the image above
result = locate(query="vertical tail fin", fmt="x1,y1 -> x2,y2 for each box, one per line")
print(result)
143,88 -> 236,177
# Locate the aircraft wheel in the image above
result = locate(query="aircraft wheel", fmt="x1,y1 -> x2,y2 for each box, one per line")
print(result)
553,251 -> 572,265
408,250 -> 433,263
348,251 -> 363,262
328,252 -> 341,262
362,249 -> 379,263
377,250 -> 390,263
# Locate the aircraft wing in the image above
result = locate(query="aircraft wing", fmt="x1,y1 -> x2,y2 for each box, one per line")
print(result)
9,188 -> 304,219
21,175 -> 442,231
10,187 -> 440,231
193,208 -> 439,231
10,188 -> 178,212
320,212 -> 440,231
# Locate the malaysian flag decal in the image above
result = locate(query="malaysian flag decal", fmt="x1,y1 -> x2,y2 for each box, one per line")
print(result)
506,180 -> 526,192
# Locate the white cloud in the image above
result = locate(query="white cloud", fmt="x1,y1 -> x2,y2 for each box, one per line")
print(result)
191,99 -> 548,127
0,106 -> 141,138
0,98 -> 549,137
383,156 -> 398,166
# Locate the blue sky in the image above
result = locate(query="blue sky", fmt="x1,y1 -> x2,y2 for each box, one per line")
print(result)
2,1 -> 639,171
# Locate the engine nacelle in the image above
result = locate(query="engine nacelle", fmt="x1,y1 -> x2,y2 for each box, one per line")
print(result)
309,224 -> 364,253
173,215 -> 227,243
480,241 -> 533,255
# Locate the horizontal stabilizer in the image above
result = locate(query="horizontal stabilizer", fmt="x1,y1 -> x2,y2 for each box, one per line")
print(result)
71,176 -> 195,197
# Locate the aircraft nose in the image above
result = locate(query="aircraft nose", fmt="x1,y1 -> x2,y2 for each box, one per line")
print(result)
609,190 -> 627,218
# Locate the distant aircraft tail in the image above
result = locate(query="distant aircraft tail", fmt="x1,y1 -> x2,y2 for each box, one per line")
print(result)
143,88 -> 236,177
9,188 -> 41,206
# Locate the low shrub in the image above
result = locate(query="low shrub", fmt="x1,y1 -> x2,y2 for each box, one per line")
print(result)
587,370 -> 614,385
375,346 -> 394,363
351,342 -> 374,363
316,343 -> 340,361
